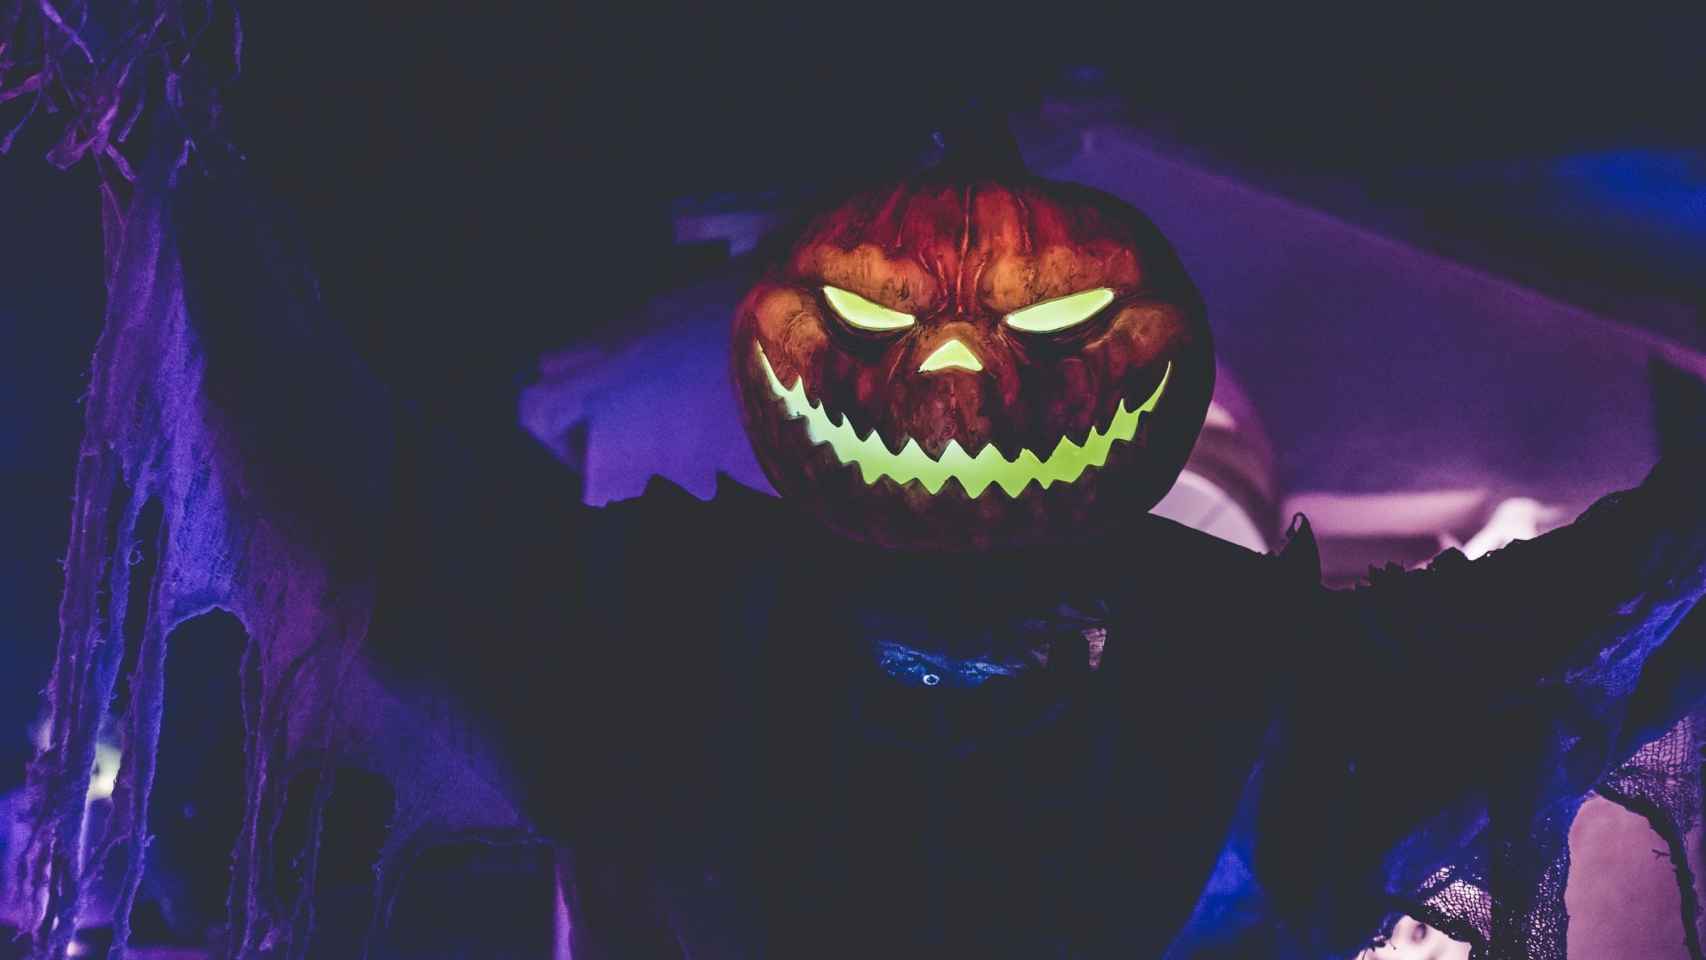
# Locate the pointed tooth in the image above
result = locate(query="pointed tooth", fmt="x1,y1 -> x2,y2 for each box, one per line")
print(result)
852,456 -> 876,485
895,434 -> 922,458
959,469 -> 993,499
1081,417 -> 1117,469
830,411 -> 853,440
867,429 -> 892,460
1002,450 -> 1043,496
863,431 -> 896,483
1141,363 -> 1172,413
989,435 -> 1026,463
1109,399 -> 1142,444
849,417 -> 871,444
802,405 -> 830,447
891,437 -> 935,493
853,434 -> 886,485
853,426 -> 880,456
938,473 -> 972,501
789,371 -> 818,412
922,439 -> 953,493
1066,415 -> 1097,450
784,380 -> 811,419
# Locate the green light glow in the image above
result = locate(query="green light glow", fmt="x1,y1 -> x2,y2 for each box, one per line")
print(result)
1004,287 -> 1115,334
824,285 -> 916,331
918,339 -> 984,373
757,344 -> 1171,498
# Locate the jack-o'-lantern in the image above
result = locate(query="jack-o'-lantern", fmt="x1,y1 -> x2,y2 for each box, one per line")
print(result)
732,141 -> 1213,550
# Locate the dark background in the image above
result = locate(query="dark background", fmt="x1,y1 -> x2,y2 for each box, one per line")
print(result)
4,0 -> 1705,854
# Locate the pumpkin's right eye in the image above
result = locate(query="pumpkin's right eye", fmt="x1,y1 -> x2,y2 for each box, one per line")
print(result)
1004,287 -> 1115,334
824,286 -> 916,332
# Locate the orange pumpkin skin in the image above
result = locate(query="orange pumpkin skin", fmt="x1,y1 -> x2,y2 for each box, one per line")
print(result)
732,170 -> 1214,551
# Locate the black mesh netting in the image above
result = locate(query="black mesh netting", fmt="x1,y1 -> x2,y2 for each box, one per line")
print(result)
1599,719 -> 1705,959
1377,714 -> 1702,960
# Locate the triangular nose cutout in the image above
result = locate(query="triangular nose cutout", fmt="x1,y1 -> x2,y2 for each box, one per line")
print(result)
919,339 -> 984,373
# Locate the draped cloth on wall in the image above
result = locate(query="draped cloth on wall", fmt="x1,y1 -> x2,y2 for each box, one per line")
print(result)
16,135 -> 537,956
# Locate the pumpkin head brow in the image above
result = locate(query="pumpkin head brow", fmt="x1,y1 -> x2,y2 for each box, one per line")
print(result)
799,245 -> 939,313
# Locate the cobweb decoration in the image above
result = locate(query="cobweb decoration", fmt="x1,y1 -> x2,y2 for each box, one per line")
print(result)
4,11 -> 535,956
1,0 -> 239,228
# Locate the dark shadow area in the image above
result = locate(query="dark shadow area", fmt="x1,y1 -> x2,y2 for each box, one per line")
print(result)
0,141 -> 103,797
271,765 -> 394,959
131,609 -> 249,946
371,839 -> 556,960
110,498 -> 163,724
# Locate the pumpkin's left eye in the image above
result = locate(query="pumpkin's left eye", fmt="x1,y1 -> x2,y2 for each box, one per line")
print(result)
1004,287 -> 1116,334
824,285 -> 916,332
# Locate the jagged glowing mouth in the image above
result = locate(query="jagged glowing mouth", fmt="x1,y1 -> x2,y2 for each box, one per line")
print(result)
756,345 -> 1171,498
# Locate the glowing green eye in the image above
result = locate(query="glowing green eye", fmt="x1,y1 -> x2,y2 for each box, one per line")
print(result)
824,285 -> 916,332
1004,287 -> 1116,334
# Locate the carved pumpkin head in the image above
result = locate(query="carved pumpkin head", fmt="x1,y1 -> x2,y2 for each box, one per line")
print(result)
732,153 -> 1213,551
